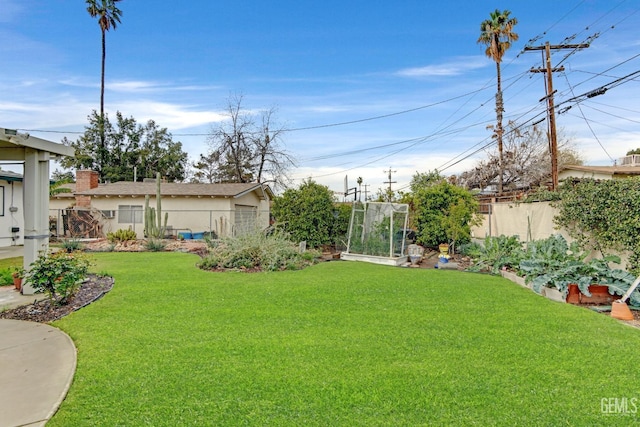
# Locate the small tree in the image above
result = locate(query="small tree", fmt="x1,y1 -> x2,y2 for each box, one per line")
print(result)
458,122 -> 581,192
203,94 -> 295,190
442,201 -> 480,254
272,180 -> 336,248
408,173 -> 479,248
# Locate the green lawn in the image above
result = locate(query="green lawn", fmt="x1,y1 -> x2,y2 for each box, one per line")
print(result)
50,253 -> 640,426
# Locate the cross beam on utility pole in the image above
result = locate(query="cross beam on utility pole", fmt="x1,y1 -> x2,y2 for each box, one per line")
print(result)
363,184 -> 370,201
525,41 -> 589,191
383,168 -> 397,202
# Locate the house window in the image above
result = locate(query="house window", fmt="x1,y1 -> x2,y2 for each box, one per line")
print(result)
118,205 -> 143,224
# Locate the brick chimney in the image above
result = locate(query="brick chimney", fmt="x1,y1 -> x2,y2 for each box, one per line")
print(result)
75,170 -> 99,208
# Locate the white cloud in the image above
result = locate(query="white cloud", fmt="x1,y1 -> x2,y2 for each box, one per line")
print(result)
112,100 -> 226,130
396,57 -> 488,78
59,78 -> 222,94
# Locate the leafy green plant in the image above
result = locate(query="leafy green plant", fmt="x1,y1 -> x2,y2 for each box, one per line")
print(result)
555,178 -> 640,274
518,235 -> 585,284
24,251 -> 92,305
107,228 -> 137,242
331,203 -> 353,249
525,255 -> 640,304
466,235 -> 525,274
0,268 -> 14,286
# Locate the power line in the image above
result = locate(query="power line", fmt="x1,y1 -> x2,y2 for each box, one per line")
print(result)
561,73 -> 614,162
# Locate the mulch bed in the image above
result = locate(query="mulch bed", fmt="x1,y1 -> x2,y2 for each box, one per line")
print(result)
0,274 -> 114,323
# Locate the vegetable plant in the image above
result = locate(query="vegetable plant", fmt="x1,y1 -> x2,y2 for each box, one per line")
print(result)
466,235 -> 525,275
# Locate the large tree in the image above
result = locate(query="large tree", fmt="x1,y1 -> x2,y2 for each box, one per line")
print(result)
457,121 -> 582,192
199,94 -> 295,190
86,0 -> 123,175
60,111 -> 189,182
478,9 -> 518,194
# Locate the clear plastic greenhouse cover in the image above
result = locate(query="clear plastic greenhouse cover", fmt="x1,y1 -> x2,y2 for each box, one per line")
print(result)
345,201 -> 410,258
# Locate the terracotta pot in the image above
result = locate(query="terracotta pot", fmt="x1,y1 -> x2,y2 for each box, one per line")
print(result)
611,301 -> 634,321
567,284 -> 581,304
12,274 -> 21,291
581,284 -> 620,304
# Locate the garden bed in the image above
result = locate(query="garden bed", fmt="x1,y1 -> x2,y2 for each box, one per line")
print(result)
0,274 -> 113,323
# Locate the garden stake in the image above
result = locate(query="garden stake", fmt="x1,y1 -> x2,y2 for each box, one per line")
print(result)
611,275 -> 640,321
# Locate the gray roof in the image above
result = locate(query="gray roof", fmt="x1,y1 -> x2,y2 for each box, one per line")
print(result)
75,181 -> 272,199
560,164 -> 640,176
0,170 -> 24,182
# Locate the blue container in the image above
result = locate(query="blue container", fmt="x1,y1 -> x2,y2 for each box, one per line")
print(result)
179,232 -> 193,240
192,232 -> 205,240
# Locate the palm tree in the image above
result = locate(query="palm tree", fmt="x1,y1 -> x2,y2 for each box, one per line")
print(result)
86,0 -> 123,178
478,9 -> 518,194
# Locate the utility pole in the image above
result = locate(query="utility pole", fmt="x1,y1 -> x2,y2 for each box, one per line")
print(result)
525,41 -> 589,190
363,184 -> 370,201
383,168 -> 397,202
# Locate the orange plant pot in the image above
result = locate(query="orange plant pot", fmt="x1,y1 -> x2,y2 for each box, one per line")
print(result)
12,274 -> 21,291
581,285 -> 620,304
566,284 -> 581,304
611,301 -> 634,321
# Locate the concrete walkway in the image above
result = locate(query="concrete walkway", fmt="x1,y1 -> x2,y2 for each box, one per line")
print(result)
0,246 -> 77,427
0,320 -> 77,427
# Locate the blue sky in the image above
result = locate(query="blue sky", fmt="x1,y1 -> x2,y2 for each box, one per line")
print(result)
1,0 -> 639,196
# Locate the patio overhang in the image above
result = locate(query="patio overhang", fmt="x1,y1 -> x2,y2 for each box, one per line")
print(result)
0,128 -> 75,295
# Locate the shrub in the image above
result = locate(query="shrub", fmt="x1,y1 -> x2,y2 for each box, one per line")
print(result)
0,268 -> 13,286
145,239 -> 166,252
25,251 -> 92,305
555,178 -> 640,274
198,230 -> 319,272
107,228 -> 137,242
60,239 -> 83,253
466,235 -> 525,275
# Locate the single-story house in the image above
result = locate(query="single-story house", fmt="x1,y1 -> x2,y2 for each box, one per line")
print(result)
50,171 -> 274,239
559,156 -> 640,181
0,171 -> 25,247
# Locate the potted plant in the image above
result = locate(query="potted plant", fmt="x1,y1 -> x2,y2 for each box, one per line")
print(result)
522,253 -> 640,305
12,267 -> 25,291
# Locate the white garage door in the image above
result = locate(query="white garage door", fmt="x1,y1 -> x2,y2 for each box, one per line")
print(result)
234,205 -> 257,236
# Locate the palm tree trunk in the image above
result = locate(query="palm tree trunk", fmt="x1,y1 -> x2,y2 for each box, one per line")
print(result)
495,61 -> 504,194
99,28 -> 106,179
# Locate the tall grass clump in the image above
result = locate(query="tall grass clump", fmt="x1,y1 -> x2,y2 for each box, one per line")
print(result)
199,230 -> 318,271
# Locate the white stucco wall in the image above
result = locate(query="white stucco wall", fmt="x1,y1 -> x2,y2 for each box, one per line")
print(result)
50,190 -> 270,239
